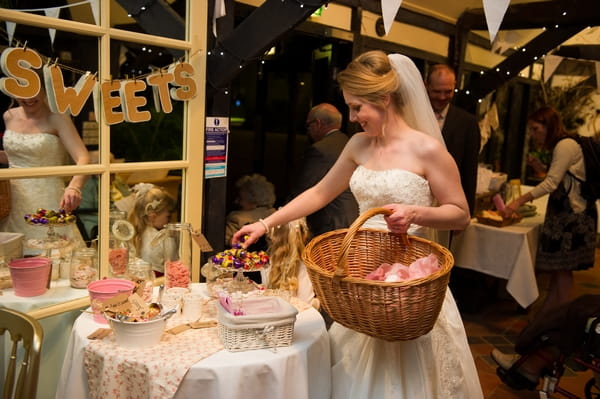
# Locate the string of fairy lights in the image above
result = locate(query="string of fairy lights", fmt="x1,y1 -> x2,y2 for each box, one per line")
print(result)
0,1 -> 594,103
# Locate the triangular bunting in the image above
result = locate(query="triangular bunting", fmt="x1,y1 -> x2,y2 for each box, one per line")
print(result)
543,55 -> 563,83
483,0 -> 510,43
89,0 -> 99,25
6,21 -> 16,46
381,0 -> 402,36
213,0 -> 225,38
44,7 -> 60,46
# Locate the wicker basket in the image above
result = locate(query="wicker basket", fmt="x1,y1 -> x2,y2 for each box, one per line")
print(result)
302,207 -> 454,341
217,296 -> 298,352
0,180 -> 10,221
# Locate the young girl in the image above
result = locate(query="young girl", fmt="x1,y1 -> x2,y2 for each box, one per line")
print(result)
129,183 -> 176,276
262,217 -> 317,306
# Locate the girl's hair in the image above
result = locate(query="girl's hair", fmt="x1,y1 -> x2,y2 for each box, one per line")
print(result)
266,217 -> 310,294
529,106 -> 571,150
129,184 -> 176,253
236,173 -> 276,208
336,50 -> 404,114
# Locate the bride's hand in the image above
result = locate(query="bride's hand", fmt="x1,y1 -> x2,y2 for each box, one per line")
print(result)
383,203 -> 416,234
231,222 -> 266,247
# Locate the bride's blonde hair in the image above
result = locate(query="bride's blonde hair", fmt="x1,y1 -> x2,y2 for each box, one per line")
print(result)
266,217 -> 310,294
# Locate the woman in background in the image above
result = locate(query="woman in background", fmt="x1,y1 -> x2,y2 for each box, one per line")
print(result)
224,173 -> 276,248
502,106 -> 596,316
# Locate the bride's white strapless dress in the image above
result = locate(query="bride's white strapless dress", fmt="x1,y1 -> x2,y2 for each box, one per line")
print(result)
1,130 -> 83,253
328,166 -> 483,399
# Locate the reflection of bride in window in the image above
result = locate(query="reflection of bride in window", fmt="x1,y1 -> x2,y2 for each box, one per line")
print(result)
0,85 -> 90,254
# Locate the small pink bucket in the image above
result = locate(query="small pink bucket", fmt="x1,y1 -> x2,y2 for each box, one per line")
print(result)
8,257 -> 52,297
87,279 -> 135,324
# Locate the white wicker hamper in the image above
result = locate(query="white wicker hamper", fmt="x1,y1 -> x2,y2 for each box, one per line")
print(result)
217,296 -> 298,352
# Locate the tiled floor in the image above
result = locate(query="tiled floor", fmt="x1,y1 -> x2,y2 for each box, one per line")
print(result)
460,248 -> 600,398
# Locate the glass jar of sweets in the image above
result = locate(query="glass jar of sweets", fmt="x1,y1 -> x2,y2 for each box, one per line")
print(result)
154,223 -> 193,289
126,258 -> 154,302
70,247 -> 98,288
108,210 -> 134,277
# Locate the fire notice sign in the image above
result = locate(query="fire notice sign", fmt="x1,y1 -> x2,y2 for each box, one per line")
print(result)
205,117 -> 229,178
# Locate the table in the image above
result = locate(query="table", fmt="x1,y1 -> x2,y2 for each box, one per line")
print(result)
55,285 -> 331,399
0,279 -> 88,399
450,189 -> 548,308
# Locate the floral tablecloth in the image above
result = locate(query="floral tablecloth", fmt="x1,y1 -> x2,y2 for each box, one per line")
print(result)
83,313 -> 223,399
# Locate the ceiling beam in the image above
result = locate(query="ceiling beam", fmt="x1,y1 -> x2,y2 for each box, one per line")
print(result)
458,0 -> 600,31
206,0 -> 327,92
114,0 -> 185,58
456,24 -> 586,105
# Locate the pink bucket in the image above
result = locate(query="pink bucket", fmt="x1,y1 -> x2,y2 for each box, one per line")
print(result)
8,257 -> 52,297
87,279 -> 135,324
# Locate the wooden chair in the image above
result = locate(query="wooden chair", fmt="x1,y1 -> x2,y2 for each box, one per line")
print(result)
1,308 -> 43,399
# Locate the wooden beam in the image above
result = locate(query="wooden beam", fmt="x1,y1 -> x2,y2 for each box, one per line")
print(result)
456,24 -> 586,106
458,0 -> 600,31
114,0 -> 185,58
206,0 -> 327,91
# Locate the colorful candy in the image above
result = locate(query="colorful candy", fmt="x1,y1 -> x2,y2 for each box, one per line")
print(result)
24,208 -> 75,225
211,235 -> 269,271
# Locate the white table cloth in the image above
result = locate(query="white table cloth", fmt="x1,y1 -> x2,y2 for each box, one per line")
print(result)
450,190 -> 548,308
0,279 -> 88,399
55,284 -> 331,399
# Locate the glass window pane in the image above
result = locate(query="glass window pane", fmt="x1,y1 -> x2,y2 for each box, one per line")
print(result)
110,0 -> 186,40
0,29 -> 99,163
108,39 -> 185,162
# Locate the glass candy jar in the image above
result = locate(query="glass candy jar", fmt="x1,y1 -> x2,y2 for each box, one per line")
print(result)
108,210 -> 134,277
154,223 -> 193,289
70,247 -> 98,288
126,258 -> 154,302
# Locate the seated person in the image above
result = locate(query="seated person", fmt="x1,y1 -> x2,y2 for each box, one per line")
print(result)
492,294 -> 600,389
129,183 -> 176,277
225,173 -> 276,250
261,217 -> 317,307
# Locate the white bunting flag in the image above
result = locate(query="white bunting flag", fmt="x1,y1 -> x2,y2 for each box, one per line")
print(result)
483,0 -> 510,43
44,7 -> 60,46
6,21 -> 16,46
89,0 -> 99,25
213,0 -> 225,37
381,0 -> 402,36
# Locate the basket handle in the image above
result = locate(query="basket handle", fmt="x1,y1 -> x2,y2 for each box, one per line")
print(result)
334,207 -> 409,278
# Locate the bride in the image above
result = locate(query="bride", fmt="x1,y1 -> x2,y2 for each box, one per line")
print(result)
1,82 -> 89,252
233,50 -> 483,398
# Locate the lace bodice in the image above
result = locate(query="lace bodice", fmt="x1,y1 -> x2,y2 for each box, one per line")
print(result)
349,165 -> 433,236
1,130 -> 82,253
3,130 -> 68,168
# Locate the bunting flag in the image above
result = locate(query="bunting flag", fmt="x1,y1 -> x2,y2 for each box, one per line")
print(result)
5,21 -> 16,46
543,55 -> 563,83
483,0 -> 510,43
213,0 -> 226,38
89,0 -> 99,25
44,7 -> 60,46
7,0 -> 98,46
381,0 -> 402,36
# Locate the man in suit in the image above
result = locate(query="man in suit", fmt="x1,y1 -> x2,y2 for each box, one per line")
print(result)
426,65 -> 484,313
289,103 -> 358,237
425,64 -> 480,215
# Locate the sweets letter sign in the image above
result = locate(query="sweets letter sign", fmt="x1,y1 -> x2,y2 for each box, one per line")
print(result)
0,46 -> 197,125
